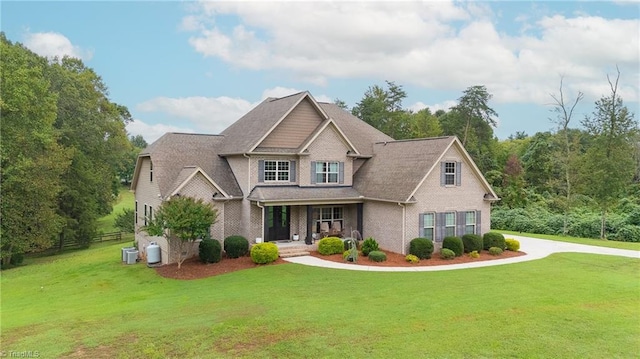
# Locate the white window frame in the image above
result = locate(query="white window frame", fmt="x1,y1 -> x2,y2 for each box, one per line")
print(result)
316,161 -> 339,184
264,160 -> 290,182
423,213 -> 435,241
444,162 -> 456,186
444,211 -> 456,237
465,211 -> 476,235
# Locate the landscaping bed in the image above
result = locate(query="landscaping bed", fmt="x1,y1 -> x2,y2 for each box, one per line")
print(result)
156,249 -> 525,280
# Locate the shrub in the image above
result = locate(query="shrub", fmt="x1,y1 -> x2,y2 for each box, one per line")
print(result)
250,243 -> 279,264
199,239 -> 222,263
613,225 -> 640,242
442,236 -> 463,257
343,238 -> 359,251
505,238 -> 520,251
343,249 -> 358,262
469,250 -> 480,259
361,237 -> 379,256
368,250 -> 387,262
483,232 -> 506,250
461,234 -> 483,253
405,254 -> 420,264
440,248 -> 455,260
318,237 -> 344,255
489,247 -> 503,256
224,235 -> 249,258
409,237 -> 434,259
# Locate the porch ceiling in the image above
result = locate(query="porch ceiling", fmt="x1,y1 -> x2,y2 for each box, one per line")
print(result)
248,185 -> 364,205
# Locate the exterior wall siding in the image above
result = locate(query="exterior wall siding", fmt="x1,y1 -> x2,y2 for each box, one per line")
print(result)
134,157 -> 166,263
404,146 -> 492,253
363,201 -> 404,254
302,126 -> 353,186
259,99 -> 323,148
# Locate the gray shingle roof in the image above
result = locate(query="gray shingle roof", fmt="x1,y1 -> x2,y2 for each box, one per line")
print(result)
139,133 -> 242,198
353,137 -> 456,202
247,186 -> 363,203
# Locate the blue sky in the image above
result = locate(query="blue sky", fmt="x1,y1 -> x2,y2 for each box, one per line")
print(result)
3,1 -> 639,143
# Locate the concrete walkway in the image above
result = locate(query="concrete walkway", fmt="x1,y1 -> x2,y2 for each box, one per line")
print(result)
282,234 -> 640,272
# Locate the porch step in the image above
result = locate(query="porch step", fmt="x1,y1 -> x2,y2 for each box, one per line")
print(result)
278,245 -> 312,258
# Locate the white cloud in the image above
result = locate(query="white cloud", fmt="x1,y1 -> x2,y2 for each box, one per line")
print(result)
126,119 -> 194,144
183,1 -> 639,107
136,96 -> 254,134
23,31 -> 92,60
409,100 -> 457,113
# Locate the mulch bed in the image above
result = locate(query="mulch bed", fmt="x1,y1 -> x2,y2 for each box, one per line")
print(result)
155,249 -> 525,280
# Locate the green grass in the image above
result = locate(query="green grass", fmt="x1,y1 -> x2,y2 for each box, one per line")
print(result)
96,186 -> 135,233
2,242 -> 639,358
497,230 -> 640,251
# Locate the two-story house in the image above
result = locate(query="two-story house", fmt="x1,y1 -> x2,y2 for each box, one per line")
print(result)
131,91 -> 498,264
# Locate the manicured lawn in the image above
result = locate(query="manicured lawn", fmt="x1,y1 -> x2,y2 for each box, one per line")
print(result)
2,242 -> 638,358
498,230 -> 640,251
96,186 -> 135,233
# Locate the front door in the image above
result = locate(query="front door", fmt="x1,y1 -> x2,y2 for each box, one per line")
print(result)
267,206 -> 290,241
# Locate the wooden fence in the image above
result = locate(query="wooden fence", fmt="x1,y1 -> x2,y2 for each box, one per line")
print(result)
59,231 -> 132,250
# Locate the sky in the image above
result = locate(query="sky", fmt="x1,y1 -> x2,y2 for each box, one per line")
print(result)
3,1 -> 639,143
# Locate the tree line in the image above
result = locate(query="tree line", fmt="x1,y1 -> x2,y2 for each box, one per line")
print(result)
342,77 -> 639,241
1,34 -> 146,266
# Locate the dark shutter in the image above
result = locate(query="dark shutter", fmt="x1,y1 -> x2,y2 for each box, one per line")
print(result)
310,161 -> 316,184
290,160 -> 296,182
436,212 -> 445,242
476,210 -> 482,235
456,162 -> 462,186
339,162 -> 344,184
418,213 -> 424,237
440,162 -> 446,186
457,211 -> 465,236
258,160 -> 265,182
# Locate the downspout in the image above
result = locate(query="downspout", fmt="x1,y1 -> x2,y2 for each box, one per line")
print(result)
398,203 -> 406,255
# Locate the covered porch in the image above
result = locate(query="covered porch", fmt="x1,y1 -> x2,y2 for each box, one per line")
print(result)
248,186 -> 365,245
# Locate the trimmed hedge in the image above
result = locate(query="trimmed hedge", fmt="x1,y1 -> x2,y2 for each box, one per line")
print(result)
462,234 -> 483,253
442,236 -> 463,257
505,238 -> 520,251
368,250 -> 387,262
250,243 -> 279,264
199,239 -> 222,263
483,232 -> 506,250
361,237 -> 379,256
405,254 -> 420,264
224,235 -> 249,258
469,250 -> 480,258
440,248 -> 455,260
410,237 -> 434,259
318,237 -> 344,255
489,247 -> 503,256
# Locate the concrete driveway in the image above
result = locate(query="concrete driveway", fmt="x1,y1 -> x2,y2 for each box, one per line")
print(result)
283,234 -> 640,272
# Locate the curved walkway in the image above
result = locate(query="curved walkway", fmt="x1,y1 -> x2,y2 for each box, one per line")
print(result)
282,234 -> 640,272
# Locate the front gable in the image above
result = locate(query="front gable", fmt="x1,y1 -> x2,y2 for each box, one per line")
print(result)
257,97 -> 327,150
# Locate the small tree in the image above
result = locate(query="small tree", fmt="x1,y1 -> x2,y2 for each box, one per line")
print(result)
143,196 -> 217,269
114,208 -> 135,233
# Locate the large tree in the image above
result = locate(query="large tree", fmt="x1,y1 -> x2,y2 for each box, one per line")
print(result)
352,81 -> 409,138
0,35 -> 71,265
143,197 -> 218,269
580,68 -> 638,239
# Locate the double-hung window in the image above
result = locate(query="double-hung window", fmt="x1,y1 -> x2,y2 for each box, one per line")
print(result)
264,160 -> 290,182
316,161 -> 339,184
465,211 -> 476,234
422,213 -> 435,240
444,212 -> 456,237
444,162 -> 456,185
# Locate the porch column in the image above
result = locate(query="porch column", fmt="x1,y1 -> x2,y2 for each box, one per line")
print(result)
357,203 -> 364,239
306,205 -> 313,245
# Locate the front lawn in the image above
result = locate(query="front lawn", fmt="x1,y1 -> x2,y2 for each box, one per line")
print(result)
1,242 -> 638,358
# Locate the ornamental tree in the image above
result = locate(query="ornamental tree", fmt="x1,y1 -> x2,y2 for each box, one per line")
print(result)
143,196 -> 218,269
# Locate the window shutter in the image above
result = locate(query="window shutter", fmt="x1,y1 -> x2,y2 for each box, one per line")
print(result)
457,211 -> 465,236
419,213 -> 425,237
456,162 -> 462,186
258,160 -> 265,182
310,161 -> 316,184
436,212 -> 445,242
339,162 -> 344,184
440,162 -> 446,186
290,161 -> 296,182
476,210 -> 482,235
